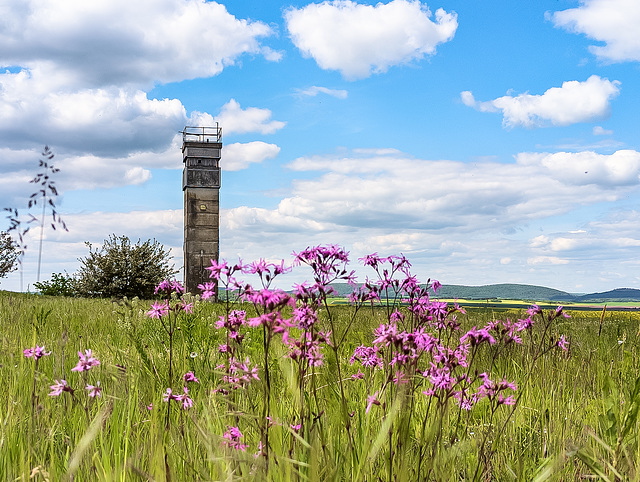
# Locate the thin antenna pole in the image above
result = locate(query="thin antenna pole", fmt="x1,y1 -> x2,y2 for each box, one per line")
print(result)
36,198 -> 46,282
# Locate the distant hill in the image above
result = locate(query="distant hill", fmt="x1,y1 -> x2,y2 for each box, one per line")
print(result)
435,284 -> 572,301
327,283 -> 640,302
575,288 -> 640,302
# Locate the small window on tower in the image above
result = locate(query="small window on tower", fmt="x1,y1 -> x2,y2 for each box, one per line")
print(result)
200,204 -> 207,211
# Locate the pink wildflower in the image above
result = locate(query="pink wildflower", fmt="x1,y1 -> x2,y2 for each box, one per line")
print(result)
183,371 -> 200,383
389,309 -> 405,324
222,426 -> 248,451
425,363 -> 456,391
557,335 -> 569,351
23,345 -> 51,360
216,310 -> 247,330
517,316 -> 535,330
49,379 -> 72,397
454,390 -> 477,411
460,326 -> 496,346
393,371 -> 409,385
372,323 -> 399,347
475,373 -> 518,403
154,280 -> 184,295
163,388 -> 174,403
293,304 -> 318,329
71,349 -> 100,372
359,252 -> 383,268
431,280 -> 442,294
86,381 -> 102,398
527,304 -> 542,316
198,282 -> 217,300
205,259 -> 228,281
366,391 -> 381,414
497,393 -> 516,406
222,357 -> 260,390
175,387 -> 193,409
255,441 -> 265,458
350,345 -> 383,368
146,300 -> 169,319
162,387 -> 193,409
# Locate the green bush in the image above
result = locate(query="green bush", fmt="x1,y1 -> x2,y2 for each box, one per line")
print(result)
33,272 -> 76,296
0,231 -> 20,281
74,234 -> 177,299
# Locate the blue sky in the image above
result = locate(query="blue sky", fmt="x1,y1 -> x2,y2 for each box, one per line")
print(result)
1,0 -> 640,293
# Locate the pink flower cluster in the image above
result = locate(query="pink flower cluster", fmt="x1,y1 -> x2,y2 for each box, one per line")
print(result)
215,309 -> 246,335
350,345 -> 383,369
71,349 -> 100,372
453,374 -> 517,410
183,371 -> 199,383
147,300 -> 169,319
244,288 -> 293,317
199,246 -> 571,429
222,357 -> 260,389
146,299 -> 192,318
46,348 -> 102,397
202,259 -> 246,295
146,280 -> 193,318
203,246 -> 363,378
154,279 -> 185,296
366,391 -> 381,413
49,379 -> 73,397
222,426 -> 248,452
294,245 -> 356,288
86,382 -> 102,398
282,329 -> 330,367
163,387 -> 193,410
363,322 -> 439,369
198,282 -> 217,300
23,345 -> 51,360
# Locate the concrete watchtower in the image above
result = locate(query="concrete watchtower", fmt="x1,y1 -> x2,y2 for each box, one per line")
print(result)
182,125 -> 222,297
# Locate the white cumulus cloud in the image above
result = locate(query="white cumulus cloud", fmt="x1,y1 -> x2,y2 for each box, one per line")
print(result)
0,0 -> 278,88
0,71 -> 188,155
552,0 -> 640,63
280,148 -> 640,234
0,0 -> 283,201
524,212 -> 640,289
527,256 -> 569,265
285,0 -> 457,80
0,94 -> 286,203
593,126 -> 613,136
222,142 -> 280,171
297,86 -> 348,99
461,76 -> 620,127
214,99 -> 286,136
516,150 -> 640,187
213,146 -> 640,291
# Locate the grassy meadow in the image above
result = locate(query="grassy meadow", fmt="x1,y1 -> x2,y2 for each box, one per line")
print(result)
0,292 -> 640,480
2,284 -> 640,481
